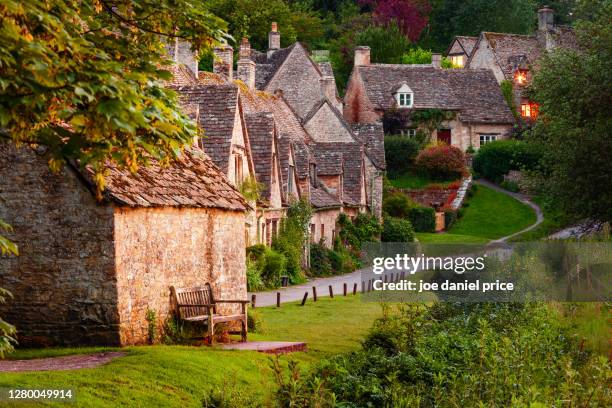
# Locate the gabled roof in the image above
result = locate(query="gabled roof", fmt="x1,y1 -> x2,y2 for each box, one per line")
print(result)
244,112 -> 277,204
355,65 -> 514,124
90,149 -> 247,211
467,28 -> 577,79
314,144 -> 343,176
447,36 -> 478,57
176,85 -> 240,174
350,123 -> 386,170
314,142 -> 364,206
310,186 -> 341,209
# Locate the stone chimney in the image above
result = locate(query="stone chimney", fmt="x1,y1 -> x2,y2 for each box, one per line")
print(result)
237,38 -> 256,89
432,53 -> 442,69
319,76 -> 336,102
213,44 -> 233,79
538,7 -> 554,31
268,22 -> 280,57
354,46 -> 371,66
167,38 -> 199,77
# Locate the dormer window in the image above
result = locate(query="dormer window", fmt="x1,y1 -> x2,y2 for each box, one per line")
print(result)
395,84 -> 414,108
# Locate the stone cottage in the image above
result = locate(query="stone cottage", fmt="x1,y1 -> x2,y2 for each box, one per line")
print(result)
343,46 -> 515,150
464,7 -> 577,121
0,144 -> 248,347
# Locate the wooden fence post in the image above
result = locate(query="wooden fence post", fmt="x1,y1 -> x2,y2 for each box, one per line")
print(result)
312,286 -> 318,301
251,294 -> 256,308
329,285 -> 334,298
301,292 -> 308,306
276,292 -> 281,307
353,283 -> 358,295
361,281 -> 365,293
343,283 -> 347,296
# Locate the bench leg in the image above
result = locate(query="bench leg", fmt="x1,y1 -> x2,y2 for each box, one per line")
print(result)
241,318 -> 247,342
207,321 -> 215,345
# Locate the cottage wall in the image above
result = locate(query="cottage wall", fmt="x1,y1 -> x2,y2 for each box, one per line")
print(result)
467,40 -> 506,83
0,145 -> 119,346
113,206 -> 246,345
311,209 -> 340,248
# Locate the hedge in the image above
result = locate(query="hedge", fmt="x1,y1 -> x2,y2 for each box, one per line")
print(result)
408,206 -> 436,232
381,217 -> 416,242
473,140 -> 543,182
384,136 -> 421,177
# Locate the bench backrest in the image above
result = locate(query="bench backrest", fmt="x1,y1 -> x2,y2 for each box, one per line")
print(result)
171,283 -> 215,319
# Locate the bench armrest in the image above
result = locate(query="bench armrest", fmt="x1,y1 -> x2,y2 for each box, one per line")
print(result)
177,303 -> 213,308
215,300 -> 250,304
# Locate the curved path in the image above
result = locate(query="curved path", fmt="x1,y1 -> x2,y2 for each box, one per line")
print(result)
251,180 -> 543,306
474,179 -> 544,243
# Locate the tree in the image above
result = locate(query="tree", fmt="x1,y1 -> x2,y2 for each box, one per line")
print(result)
363,0 -> 432,42
529,3 -> 612,222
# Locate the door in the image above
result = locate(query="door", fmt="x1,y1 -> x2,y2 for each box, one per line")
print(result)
437,129 -> 451,145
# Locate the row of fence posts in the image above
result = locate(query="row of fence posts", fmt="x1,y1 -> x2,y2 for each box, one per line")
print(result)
249,271 -> 407,308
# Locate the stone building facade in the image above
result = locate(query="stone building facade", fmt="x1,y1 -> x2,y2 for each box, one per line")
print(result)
343,46 -> 515,150
0,144 -> 248,346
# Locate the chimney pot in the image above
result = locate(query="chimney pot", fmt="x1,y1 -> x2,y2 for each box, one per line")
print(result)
538,7 -> 554,31
237,38 -> 256,90
268,22 -> 281,51
432,53 -> 442,69
354,46 -> 371,67
213,44 -> 234,79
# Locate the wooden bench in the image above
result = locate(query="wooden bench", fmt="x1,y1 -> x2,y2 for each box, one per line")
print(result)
170,283 -> 249,343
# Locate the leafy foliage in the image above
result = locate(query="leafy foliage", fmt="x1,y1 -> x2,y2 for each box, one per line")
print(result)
381,216 -> 415,242
401,47 -> 455,67
472,140 -> 543,183
407,206 -> 435,232
529,3 -> 612,222
247,245 -> 286,288
383,135 -> 421,177
415,144 -> 466,180
0,288 -> 17,358
0,0 -> 227,194
0,219 -> 18,256
364,0 -> 431,42
272,199 -> 313,283
337,213 -> 382,254
382,191 -> 414,218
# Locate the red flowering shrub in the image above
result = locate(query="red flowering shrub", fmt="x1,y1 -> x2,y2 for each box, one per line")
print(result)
415,145 -> 466,180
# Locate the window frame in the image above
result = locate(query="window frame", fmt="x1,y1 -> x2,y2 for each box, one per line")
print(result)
479,134 -> 498,146
397,92 -> 413,108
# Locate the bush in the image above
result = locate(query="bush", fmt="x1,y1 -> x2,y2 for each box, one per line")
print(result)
384,136 -> 421,177
272,199 -> 312,284
382,192 -> 414,218
246,259 -> 264,292
258,248 -> 287,288
328,246 -> 355,275
444,210 -> 457,229
337,213 -> 382,253
415,145 -> 466,180
247,309 -> 264,333
408,206 -> 436,232
309,242 -> 332,277
473,140 -> 543,183
500,179 -> 520,193
381,217 -> 415,242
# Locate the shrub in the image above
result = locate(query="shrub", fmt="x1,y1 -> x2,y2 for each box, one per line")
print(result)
415,145 -> 466,180
259,248 -> 287,287
246,244 -> 266,261
473,140 -> 543,182
309,242 -> 332,277
328,246 -> 355,274
444,210 -> 457,229
145,308 -> 157,344
384,135 -> 421,177
247,309 -> 264,333
337,213 -> 382,253
408,206 -> 436,232
500,179 -> 520,193
381,217 -> 415,242
246,259 -> 264,292
272,199 -> 312,284
382,191 -> 414,218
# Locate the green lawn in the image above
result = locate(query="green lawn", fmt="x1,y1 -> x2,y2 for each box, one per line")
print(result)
0,296 -> 381,407
388,172 -> 459,189
417,185 -> 536,244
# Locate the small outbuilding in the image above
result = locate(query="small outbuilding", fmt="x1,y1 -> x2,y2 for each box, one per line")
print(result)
0,144 -> 248,346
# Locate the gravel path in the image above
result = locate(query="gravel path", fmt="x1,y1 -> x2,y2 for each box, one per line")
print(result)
0,352 -> 126,372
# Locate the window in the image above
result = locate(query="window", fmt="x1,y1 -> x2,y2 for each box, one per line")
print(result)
287,165 -> 295,195
395,84 -> 414,108
310,224 -> 316,243
234,154 -> 243,184
521,102 -> 539,119
397,92 -> 413,108
320,224 -> 325,240
450,55 -> 464,68
400,128 -> 417,138
479,134 -> 497,145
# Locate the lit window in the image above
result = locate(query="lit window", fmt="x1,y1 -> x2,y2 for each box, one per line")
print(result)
515,69 -> 528,85
397,92 -> 413,107
479,134 -> 497,145
451,55 -> 464,67
521,102 -> 539,119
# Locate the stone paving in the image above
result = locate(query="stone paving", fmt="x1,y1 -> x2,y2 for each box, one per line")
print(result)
0,352 -> 126,372
221,341 -> 307,354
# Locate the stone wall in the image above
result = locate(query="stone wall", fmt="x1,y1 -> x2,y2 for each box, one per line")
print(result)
311,208 -> 340,247
113,207 -> 247,345
0,144 -> 120,347
467,40 -> 506,83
